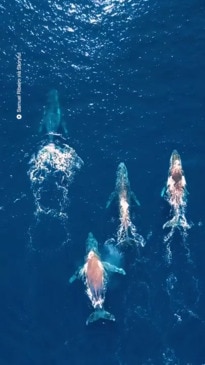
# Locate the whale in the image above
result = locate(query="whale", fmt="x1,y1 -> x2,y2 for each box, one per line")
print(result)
69,232 -> 126,325
39,89 -> 68,141
106,162 -> 145,248
161,150 -> 190,230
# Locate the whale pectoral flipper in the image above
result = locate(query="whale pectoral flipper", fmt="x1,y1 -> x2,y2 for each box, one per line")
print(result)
86,308 -> 115,325
69,266 -> 83,284
106,192 -> 117,209
103,262 -> 126,275
161,186 -> 166,198
69,272 -> 79,284
131,191 -> 140,206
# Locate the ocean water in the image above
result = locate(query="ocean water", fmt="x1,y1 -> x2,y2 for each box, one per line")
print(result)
0,0 -> 205,364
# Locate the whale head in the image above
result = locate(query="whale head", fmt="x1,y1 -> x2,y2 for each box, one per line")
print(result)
117,162 -> 128,178
170,150 -> 181,166
169,150 -> 183,182
86,232 -> 99,254
47,89 -> 59,104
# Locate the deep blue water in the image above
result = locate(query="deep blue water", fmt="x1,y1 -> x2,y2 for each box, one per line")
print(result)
1,0 -> 205,364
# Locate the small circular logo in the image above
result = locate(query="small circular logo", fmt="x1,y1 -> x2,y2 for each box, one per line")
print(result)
16,114 -> 22,119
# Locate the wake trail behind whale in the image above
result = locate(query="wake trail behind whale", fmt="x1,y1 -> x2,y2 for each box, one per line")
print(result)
163,209 -> 192,264
117,220 -> 146,249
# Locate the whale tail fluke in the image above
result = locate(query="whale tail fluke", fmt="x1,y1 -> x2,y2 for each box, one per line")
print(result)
163,215 -> 190,230
48,132 -> 54,142
86,308 -> 115,325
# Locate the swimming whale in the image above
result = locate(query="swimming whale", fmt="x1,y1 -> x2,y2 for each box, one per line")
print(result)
39,89 -> 68,141
106,162 -> 145,248
161,150 -> 190,230
69,232 -> 126,325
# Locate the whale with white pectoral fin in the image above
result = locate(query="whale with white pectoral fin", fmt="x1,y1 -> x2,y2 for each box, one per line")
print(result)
39,89 -> 68,142
69,232 -> 126,325
106,162 -> 146,248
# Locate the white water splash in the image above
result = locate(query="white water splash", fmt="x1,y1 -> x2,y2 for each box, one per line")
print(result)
28,142 -> 83,218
